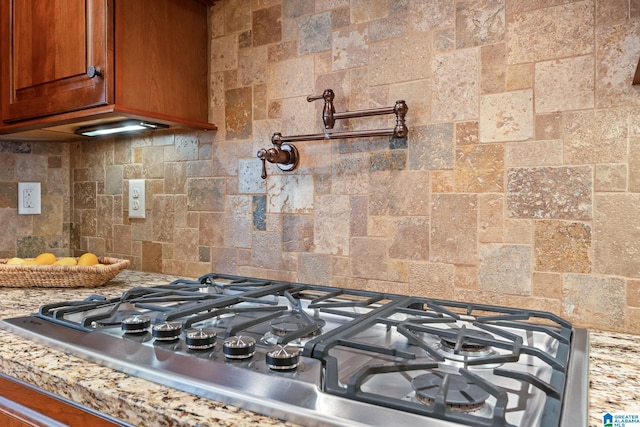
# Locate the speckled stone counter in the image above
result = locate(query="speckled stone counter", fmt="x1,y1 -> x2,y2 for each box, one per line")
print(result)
0,270 -> 637,427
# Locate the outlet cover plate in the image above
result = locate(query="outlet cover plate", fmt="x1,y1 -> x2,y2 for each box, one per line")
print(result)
18,182 -> 41,215
128,179 -> 146,219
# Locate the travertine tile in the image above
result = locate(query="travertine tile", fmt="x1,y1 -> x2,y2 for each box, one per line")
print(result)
535,56 -> 595,113
283,0 -> 314,18
314,195 -> 351,255
187,178 -> 225,212
479,89 -> 533,142
252,5 -> 281,46
238,47 -> 267,86
409,0 -> 454,31
535,113 -> 562,140
283,215 -> 314,252
481,43 -> 506,94
408,261 -> 454,298
315,0 -> 349,12
350,0 -> 390,24
479,244 -> 532,295
299,12 -> 332,55
595,21 -> 640,108
456,121 -> 479,145
455,143 -> 504,192
507,166 -> 592,220
532,271 -> 562,300
563,274 -> 625,330
297,253 -> 331,285
456,0 -> 505,48
505,140 -> 563,167
534,220 -> 591,273
630,136 -> 640,192
369,14 -> 408,42
225,87 -> 252,140
331,153 -> 369,194
408,123 -> 454,170
267,174 -> 314,213
332,25 -> 369,71
351,237 -> 388,280
152,195 -> 175,242
369,170 -> 430,216
251,231 -> 282,269
628,279 -> 640,307
388,216 -> 430,261
478,193 -> 503,243
430,194 -> 478,264
595,164 -> 627,192
266,56 -> 315,99
563,109 -> 627,164
370,35 -> 431,86
238,159 -> 267,194
432,49 -> 479,121
210,35 -> 238,72
506,0 -> 594,64
594,194 -> 640,278
505,62 -> 533,90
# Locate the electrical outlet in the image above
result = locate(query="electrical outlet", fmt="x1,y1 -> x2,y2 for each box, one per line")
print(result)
18,182 -> 41,215
128,179 -> 146,219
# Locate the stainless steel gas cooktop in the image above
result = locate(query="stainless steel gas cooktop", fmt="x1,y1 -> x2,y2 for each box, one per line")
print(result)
1,273 -> 589,427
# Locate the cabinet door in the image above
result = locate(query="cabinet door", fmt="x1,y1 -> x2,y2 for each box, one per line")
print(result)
1,0 -> 111,122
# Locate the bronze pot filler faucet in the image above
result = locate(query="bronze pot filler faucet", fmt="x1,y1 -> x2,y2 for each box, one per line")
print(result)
257,89 -> 408,179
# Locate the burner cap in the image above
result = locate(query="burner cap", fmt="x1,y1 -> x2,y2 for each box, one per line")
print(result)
185,328 -> 217,350
151,321 -> 183,341
266,345 -> 301,370
412,372 -> 490,412
121,315 -> 151,334
223,335 -> 256,359
270,313 -> 325,337
440,329 -> 493,356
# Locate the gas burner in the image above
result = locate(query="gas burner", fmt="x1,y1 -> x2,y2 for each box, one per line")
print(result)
411,372 -> 490,413
92,310 -> 144,328
121,315 -> 151,334
439,329 -> 494,357
151,321 -> 183,341
185,328 -> 217,350
270,313 -> 326,336
266,345 -> 301,370
223,335 -> 256,359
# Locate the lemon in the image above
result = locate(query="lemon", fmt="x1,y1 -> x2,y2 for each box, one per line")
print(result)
6,257 -> 24,265
21,260 -> 39,265
53,257 -> 78,266
77,252 -> 99,266
34,253 -> 57,265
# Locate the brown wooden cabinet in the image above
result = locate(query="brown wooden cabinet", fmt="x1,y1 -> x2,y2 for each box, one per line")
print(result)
0,374 -> 125,426
0,0 -> 216,140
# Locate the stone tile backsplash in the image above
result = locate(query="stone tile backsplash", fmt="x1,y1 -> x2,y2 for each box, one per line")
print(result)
1,0 -> 640,333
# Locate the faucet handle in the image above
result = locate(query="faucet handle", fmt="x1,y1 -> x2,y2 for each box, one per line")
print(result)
306,89 -> 335,103
257,148 -> 269,179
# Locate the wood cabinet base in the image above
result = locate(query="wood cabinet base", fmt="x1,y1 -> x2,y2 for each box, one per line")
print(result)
0,374 -> 127,427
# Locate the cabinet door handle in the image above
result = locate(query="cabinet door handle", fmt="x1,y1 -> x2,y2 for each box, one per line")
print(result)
87,65 -> 102,79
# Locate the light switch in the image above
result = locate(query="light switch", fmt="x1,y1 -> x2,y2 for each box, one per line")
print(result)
128,179 -> 146,218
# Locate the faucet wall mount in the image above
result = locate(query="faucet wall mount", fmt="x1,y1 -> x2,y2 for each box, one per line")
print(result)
257,89 -> 408,179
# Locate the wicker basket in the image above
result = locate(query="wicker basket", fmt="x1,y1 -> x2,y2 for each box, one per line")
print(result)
0,257 -> 130,288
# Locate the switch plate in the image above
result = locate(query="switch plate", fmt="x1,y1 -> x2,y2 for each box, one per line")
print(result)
128,179 -> 146,219
18,182 -> 41,215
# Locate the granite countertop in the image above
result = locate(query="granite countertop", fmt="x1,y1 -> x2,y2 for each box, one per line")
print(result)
0,270 -> 638,427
